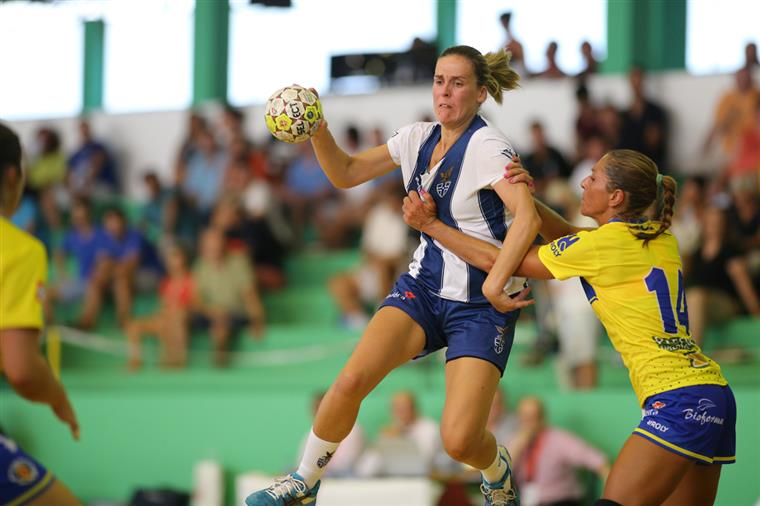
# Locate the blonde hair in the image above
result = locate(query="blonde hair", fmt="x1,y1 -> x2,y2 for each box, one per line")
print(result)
602,149 -> 677,246
440,45 -> 520,104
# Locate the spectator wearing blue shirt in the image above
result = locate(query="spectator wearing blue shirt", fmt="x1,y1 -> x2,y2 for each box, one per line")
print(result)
67,119 -> 119,201
101,207 -> 164,326
181,127 -> 227,222
48,197 -> 111,327
281,142 -> 337,247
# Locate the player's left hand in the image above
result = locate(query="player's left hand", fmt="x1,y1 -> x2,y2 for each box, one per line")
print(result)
403,189 -> 437,232
504,155 -> 535,194
485,285 -> 535,313
52,392 -> 80,441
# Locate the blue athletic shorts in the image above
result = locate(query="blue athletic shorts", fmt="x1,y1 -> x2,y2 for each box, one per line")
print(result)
633,384 -> 736,465
0,434 -> 55,504
378,273 -> 520,375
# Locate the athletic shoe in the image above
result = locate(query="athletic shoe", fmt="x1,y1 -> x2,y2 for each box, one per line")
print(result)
245,472 -> 320,505
480,445 -> 519,506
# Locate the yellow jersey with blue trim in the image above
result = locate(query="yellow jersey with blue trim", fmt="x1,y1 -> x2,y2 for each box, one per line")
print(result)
537,220 -> 727,406
0,217 -> 47,330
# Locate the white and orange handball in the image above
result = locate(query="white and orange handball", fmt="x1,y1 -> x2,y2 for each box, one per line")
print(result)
264,85 -> 323,143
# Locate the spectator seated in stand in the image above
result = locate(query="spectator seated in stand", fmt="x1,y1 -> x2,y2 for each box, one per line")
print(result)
100,206 -> 164,327
356,391 -> 448,478
685,205 -> 760,350
508,396 -> 609,506
125,245 -> 193,371
47,197 -> 111,327
66,118 -> 120,202
328,186 -> 410,330
27,126 -> 66,233
704,67 -> 760,166
617,65 -> 669,171
190,227 -> 265,367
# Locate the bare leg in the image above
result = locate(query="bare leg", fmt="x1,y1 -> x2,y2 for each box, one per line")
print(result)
602,434 -> 695,506
440,357 -> 501,468
113,263 -> 136,327
27,479 -> 82,506
125,316 -> 161,370
313,306 -> 426,442
573,361 -> 597,389
162,309 -> 189,368
78,259 -> 113,329
662,462 -> 722,506
328,272 -> 365,319
210,313 -> 230,367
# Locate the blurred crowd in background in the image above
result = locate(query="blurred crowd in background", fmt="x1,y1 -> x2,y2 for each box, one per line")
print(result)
10,38 -> 760,380
3,9 -> 759,504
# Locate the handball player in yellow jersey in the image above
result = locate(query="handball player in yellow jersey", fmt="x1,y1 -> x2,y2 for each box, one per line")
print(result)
404,149 -> 735,506
0,123 -> 81,505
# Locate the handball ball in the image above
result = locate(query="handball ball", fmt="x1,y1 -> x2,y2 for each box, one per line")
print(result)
265,85 -> 323,143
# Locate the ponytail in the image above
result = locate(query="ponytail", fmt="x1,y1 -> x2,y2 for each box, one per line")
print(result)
482,49 -> 520,104
632,174 -> 677,246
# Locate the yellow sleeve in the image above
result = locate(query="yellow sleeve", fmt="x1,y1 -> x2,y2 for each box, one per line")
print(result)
537,230 -> 600,281
0,240 -> 47,330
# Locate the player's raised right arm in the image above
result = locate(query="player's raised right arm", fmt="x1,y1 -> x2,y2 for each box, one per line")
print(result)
310,121 -> 397,189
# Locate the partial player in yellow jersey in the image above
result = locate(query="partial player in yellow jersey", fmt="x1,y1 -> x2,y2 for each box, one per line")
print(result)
0,123 -> 82,505
403,149 -> 735,506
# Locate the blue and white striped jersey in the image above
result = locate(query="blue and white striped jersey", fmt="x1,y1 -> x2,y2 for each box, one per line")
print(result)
387,116 -> 527,304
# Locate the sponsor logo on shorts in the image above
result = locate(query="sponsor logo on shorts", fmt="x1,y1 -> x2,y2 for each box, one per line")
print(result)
646,419 -> 669,433
644,400 -> 667,416
493,325 -> 506,354
8,457 -> 38,485
682,398 -> 724,425
387,290 -> 416,302
549,235 -> 579,257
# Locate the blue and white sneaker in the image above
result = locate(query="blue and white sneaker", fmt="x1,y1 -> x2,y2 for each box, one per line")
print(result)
245,472 -> 320,506
480,445 -> 519,506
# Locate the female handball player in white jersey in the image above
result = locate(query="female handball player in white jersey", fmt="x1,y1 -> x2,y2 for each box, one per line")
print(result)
246,45 -> 539,506
404,149 -> 735,506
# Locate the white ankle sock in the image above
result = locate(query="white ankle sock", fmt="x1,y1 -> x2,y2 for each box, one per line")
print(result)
481,446 -> 507,484
295,429 -> 340,488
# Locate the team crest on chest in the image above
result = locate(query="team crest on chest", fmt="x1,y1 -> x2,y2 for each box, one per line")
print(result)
436,167 -> 453,197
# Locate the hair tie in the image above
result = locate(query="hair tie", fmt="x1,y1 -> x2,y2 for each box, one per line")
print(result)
656,173 -> 663,189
